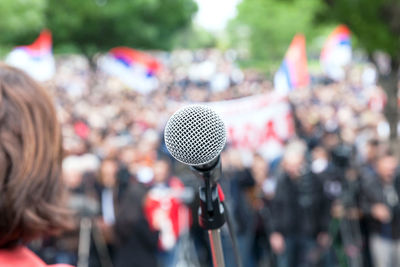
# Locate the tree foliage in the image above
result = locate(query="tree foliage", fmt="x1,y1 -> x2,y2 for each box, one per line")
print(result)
0,0 -> 46,44
173,24 -> 217,49
229,0 -> 324,64
0,0 -> 197,54
46,0 -> 197,54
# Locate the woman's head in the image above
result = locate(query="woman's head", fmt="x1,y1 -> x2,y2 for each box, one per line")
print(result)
0,63 -> 69,248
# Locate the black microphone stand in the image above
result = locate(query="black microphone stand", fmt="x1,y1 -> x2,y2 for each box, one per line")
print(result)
191,157 -> 226,267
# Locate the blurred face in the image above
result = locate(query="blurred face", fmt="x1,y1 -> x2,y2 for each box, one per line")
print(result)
63,170 -> 83,189
252,155 -> 268,184
120,147 -> 137,165
365,143 -> 379,163
283,154 -> 304,179
312,147 -> 328,161
100,160 -> 118,187
229,150 -> 243,169
153,160 -> 170,183
323,133 -> 340,150
377,155 -> 398,183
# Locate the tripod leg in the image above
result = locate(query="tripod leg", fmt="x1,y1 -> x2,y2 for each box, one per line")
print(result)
208,229 -> 225,267
78,217 -> 92,267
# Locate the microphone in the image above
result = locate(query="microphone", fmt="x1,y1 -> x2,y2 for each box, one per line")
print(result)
164,105 -> 226,169
164,105 -> 227,229
165,105 -> 243,267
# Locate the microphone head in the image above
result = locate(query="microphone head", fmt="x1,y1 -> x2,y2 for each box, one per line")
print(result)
164,105 -> 226,166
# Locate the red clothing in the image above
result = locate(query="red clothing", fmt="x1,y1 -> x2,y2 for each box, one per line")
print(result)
0,246 -> 73,267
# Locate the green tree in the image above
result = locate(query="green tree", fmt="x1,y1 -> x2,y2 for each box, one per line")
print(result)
229,0 -> 324,69
0,0 -> 197,55
317,0 -> 400,142
173,24 -> 216,49
0,0 -> 46,44
46,0 -> 198,56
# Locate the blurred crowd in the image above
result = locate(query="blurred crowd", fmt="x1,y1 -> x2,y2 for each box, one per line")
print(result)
28,49 -> 400,267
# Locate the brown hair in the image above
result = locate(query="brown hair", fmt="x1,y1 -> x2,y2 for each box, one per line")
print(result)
0,63 -> 70,248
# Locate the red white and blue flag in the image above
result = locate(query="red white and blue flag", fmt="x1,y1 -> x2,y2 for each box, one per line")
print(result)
320,25 -> 352,81
5,30 -> 55,81
99,47 -> 161,94
274,34 -> 309,94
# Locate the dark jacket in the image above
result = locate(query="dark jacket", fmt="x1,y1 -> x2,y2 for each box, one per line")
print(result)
231,168 -> 257,235
114,183 -> 159,267
361,172 -> 400,239
270,170 -> 330,238
315,162 -> 346,204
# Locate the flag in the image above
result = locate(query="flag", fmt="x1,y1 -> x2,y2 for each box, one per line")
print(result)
320,25 -> 352,81
274,34 -> 309,94
5,30 -> 55,81
98,47 -> 161,94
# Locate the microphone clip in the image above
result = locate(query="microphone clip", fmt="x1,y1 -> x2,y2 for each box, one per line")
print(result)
191,157 -> 225,229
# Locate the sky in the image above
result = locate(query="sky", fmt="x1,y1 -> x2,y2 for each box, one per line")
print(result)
194,0 -> 241,31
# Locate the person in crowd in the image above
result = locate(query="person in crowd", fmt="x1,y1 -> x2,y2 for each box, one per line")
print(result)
0,63 -> 72,267
310,145 -> 341,267
229,149 -> 258,267
144,158 -> 192,267
250,153 -> 276,266
270,140 -> 330,267
90,157 -> 120,266
96,158 -> 119,230
311,145 -> 343,207
358,139 -> 381,267
113,179 -> 159,267
359,138 -> 380,183
361,150 -> 400,267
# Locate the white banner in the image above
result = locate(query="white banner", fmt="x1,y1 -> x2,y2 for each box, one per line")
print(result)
209,92 -> 294,160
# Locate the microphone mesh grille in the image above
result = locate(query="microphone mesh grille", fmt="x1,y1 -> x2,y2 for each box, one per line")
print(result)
164,105 -> 226,166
